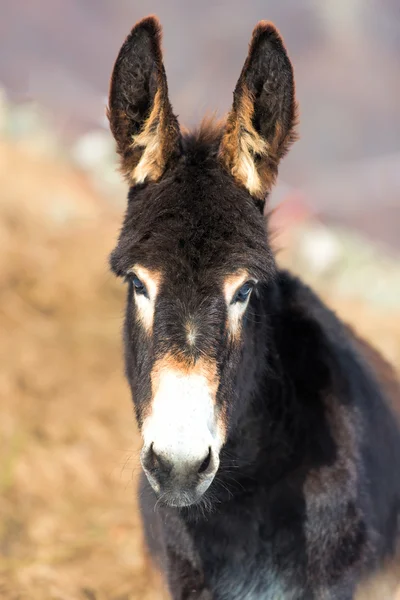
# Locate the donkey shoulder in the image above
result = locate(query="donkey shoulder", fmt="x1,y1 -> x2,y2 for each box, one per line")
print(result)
276,269 -> 400,415
276,270 -> 400,558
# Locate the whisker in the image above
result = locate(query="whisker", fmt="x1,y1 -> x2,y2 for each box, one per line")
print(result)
154,491 -> 167,513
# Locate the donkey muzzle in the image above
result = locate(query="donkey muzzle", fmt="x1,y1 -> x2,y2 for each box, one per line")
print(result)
141,442 -> 219,506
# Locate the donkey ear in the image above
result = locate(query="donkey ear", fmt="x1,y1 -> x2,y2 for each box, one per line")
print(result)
108,16 -> 181,184
219,22 -> 298,199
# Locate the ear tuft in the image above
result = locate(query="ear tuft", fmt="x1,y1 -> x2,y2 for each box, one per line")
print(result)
108,16 -> 181,185
219,21 -> 298,199
249,20 -> 284,51
133,14 -> 162,38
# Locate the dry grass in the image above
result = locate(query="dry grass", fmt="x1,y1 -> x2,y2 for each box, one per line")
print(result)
0,138 -> 399,599
0,140 -> 166,599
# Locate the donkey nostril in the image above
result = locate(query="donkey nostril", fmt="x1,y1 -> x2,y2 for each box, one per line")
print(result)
142,442 -> 155,471
198,447 -> 212,474
144,444 -> 173,476
144,443 -> 164,472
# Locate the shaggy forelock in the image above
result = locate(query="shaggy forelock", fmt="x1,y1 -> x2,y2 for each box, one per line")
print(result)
110,128 -> 275,282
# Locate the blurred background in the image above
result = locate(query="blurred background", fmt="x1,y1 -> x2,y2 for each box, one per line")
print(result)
0,1 -> 399,598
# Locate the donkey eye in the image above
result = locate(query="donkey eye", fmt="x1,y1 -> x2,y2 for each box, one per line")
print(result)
232,281 -> 254,304
128,273 -> 148,297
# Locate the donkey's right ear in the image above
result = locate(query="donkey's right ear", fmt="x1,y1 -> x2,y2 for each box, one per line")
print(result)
108,16 -> 181,184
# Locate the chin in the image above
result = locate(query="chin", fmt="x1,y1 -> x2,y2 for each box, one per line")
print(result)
162,492 -> 200,508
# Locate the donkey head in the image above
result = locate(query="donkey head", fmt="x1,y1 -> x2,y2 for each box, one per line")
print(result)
108,16 -> 297,507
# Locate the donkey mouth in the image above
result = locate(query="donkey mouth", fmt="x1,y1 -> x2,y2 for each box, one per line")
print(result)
161,490 -> 205,508
144,471 -> 216,508
142,455 -> 217,508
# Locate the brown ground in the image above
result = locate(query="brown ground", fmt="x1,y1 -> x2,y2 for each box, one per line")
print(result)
0,139 -> 399,599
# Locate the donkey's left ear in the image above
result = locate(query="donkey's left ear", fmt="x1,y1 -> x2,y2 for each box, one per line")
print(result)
108,16 -> 181,184
219,22 -> 298,199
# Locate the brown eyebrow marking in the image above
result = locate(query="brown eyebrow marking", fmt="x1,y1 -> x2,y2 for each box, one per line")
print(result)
223,269 -> 250,305
128,264 -> 162,333
223,270 -> 255,340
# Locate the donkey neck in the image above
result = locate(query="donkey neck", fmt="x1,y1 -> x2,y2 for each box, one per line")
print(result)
220,277 -> 305,490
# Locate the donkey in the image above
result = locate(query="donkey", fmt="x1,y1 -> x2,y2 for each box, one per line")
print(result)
107,16 -> 400,600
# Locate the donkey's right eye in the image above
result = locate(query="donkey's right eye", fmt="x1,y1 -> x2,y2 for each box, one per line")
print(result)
127,273 -> 148,297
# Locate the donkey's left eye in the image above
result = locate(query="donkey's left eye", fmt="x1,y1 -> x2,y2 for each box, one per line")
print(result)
232,282 -> 254,304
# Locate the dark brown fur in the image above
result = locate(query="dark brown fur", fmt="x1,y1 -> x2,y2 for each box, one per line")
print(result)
107,16 -> 400,600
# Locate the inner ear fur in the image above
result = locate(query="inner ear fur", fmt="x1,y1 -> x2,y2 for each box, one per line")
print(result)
219,21 -> 298,199
108,16 -> 181,184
